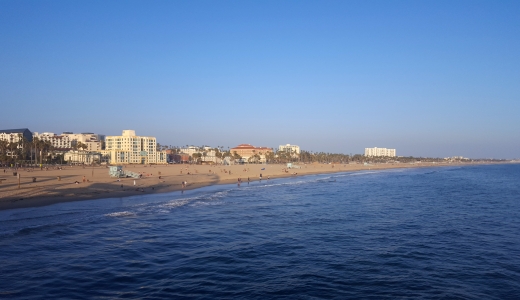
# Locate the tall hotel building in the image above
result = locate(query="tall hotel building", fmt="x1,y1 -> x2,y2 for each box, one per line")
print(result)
364,147 -> 396,157
102,130 -> 167,164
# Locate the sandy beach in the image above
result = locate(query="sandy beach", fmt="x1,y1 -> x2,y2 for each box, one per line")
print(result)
0,162 -> 486,211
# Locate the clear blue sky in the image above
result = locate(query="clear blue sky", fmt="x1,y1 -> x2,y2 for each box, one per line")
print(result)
1,0 -> 519,158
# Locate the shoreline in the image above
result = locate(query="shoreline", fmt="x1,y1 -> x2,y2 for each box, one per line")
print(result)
0,162 -> 510,211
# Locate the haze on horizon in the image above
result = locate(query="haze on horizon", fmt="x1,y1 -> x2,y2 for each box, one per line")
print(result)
1,1 -> 519,159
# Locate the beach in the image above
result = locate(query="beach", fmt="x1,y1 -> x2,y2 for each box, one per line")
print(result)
0,162 -> 488,211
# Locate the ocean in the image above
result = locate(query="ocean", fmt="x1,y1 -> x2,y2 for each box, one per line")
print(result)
1,164 -> 519,299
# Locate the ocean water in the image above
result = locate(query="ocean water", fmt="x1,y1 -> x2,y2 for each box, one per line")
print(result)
1,164 -> 519,299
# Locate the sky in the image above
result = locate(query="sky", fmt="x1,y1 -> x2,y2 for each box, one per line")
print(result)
1,0 -> 519,158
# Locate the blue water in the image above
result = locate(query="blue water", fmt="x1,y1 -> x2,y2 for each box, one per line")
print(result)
1,164 -> 520,299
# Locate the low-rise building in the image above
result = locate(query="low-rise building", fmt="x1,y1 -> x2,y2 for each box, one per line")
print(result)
179,146 -> 221,163
64,150 -> 102,165
103,130 -> 167,164
364,147 -> 396,157
179,146 -> 203,156
231,144 -> 273,163
172,153 -> 190,163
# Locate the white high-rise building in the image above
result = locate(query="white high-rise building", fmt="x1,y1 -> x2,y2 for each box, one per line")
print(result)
101,130 -> 167,164
278,144 -> 300,154
364,147 -> 396,157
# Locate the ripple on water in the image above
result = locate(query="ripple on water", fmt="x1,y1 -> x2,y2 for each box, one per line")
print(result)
0,165 -> 519,299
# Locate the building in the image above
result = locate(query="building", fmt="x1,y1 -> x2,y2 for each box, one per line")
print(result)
178,146 -> 221,163
61,132 -> 104,151
179,146 -> 203,156
364,147 -> 396,157
102,130 -> 167,164
172,153 -> 190,164
64,150 -> 102,165
0,128 -> 33,157
0,128 -> 33,143
179,146 -> 213,156
230,144 -> 273,163
33,132 -> 72,150
278,144 -> 300,155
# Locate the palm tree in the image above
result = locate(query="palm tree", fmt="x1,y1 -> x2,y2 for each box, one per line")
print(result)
7,142 -> 18,158
233,151 -> 241,161
40,140 -> 53,164
192,152 -> 202,163
0,140 -> 9,165
213,148 -> 222,164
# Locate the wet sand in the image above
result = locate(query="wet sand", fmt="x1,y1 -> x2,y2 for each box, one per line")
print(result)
0,162 -> 485,211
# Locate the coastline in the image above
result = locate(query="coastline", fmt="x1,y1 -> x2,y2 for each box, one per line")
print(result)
0,162 -> 508,211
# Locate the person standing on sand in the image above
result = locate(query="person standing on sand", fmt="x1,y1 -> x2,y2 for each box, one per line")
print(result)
133,180 -> 136,186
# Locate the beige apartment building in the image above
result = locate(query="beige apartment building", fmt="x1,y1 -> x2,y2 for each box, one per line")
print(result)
102,130 -> 167,164
364,147 -> 396,157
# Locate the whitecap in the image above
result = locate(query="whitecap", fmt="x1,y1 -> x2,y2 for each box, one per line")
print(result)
105,211 -> 135,217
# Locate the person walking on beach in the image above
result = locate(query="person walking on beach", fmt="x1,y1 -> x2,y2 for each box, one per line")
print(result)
133,180 -> 136,186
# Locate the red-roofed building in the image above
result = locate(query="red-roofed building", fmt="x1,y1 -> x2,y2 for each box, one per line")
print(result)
230,144 -> 273,159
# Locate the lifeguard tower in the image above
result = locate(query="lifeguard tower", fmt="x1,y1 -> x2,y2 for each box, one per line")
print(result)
109,165 -> 141,178
109,166 -> 125,178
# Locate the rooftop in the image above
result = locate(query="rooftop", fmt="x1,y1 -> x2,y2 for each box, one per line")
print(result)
0,128 -> 31,134
232,144 -> 273,150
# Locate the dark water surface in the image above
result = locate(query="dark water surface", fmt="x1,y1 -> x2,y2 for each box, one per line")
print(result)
1,164 -> 520,299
